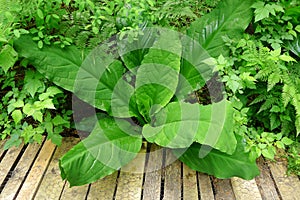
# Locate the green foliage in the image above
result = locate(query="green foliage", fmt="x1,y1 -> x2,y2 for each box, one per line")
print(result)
0,66 -> 71,149
14,0 -> 257,186
212,0 -> 300,174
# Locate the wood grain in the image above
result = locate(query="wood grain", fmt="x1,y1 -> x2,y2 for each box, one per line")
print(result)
115,146 -> 146,200
143,144 -> 163,200
162,149 -> 182,200
0,142 -> 41,200
268,160 -> 300,200
198,173 -> 214,200
35,137 -> 79,200
255,157 -> 280,200
183,164 -> 198,199
231,177 -> 262,200
0,143 -> 24,186
16,140 -> 56,200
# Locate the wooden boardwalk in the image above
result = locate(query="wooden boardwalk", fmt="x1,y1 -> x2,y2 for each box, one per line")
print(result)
0,137 -> 299,200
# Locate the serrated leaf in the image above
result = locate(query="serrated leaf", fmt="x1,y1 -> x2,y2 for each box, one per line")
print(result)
0,44 -> 18,73
12,110 -> 23,124
59,117 -> 142,186
143,100 -> 236,154
173,135 -> 259,180
279,55 -> 296,62
47,132 -> 62,146
32,111 -> 43,122
52,115 -> 69,126
24,70 -> 44,97
281,137 -> 294,145
23,103 -> 34,116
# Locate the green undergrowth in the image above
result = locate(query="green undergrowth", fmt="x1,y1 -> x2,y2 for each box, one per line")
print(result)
0,0 -> 299,184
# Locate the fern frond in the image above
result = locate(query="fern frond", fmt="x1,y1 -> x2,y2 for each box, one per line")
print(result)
249,94 -> 267,105
267,72 -> 281,91
258,98 -> 277,113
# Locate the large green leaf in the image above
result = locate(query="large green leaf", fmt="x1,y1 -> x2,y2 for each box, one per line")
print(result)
59,117 -> 142,186
14,35 -> 139,116
187,0 -> 254,58
288,36 -> 300,58
173,135 -> 260,180
135,30 -> 182,122
118,28 -> 156,73
142,100 -> 236,154
14,35 -> 85,92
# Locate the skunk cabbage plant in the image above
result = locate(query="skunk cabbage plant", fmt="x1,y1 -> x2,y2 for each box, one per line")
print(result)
14,0 -> 259,186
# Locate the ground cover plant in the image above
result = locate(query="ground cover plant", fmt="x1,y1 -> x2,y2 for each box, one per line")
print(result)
0,0 -> 299,186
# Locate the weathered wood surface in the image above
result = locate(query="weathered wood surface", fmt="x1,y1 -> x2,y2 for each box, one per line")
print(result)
0,137 -> 300,200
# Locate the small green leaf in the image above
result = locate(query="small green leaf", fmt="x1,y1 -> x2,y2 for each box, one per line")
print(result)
37,9 -> 44,19
32,111 -> 43,122
295,25 -> 300,33
38,40 -> 43,49
0,45 -> 18,73
12,110 -> 23,124
275,141 -> 285,149
41,99 -> 56,109
262,148 -> 275,160
279,55 -> 296,62
281,137 -> 294,145
4,133 -> 22,150
13,29 -> 21,38
12,100 -> 24,108
52,115 -> 69,126
23,104 -> 34,116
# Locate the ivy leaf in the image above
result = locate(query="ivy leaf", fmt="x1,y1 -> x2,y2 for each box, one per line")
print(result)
0,45 -> 18,73
11,110 -> 23,124
59,117 -> 142,186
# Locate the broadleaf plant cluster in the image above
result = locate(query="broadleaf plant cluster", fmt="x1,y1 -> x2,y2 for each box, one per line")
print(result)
13,0 -> 260,186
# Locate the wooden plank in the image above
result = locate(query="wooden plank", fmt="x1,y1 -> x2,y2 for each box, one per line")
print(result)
212,178 -> 236,200
115,146 -> 147,200
268,160 -> 300,200
0,142 -> 41,200
231,177 -> 262,200
183,164 -> 198,200
255,157 -> 280,200
0,143 -> 24,185
35,137 -> 80,200
87,172 -> 118,200
162,149 -> 182,200
143,144 -> 163,200
15,139 -> 56,200
60,182 -> 89,200
198,173 -> 214,200
0,139 -> 6,159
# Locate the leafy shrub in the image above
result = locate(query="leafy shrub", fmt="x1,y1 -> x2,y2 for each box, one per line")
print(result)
213,0 -> 300,164
13,0 -> 259,186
